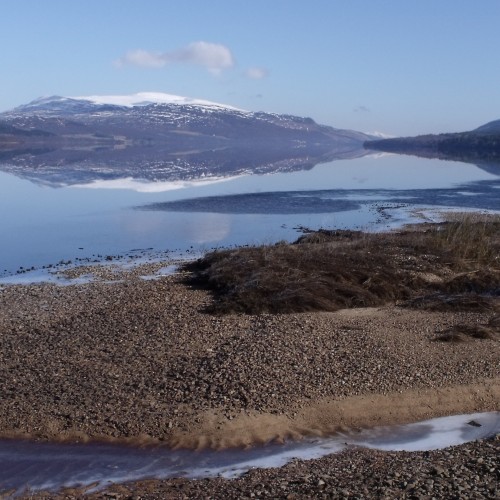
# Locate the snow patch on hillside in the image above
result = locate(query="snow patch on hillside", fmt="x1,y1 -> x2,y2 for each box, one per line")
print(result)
366,130 -> 396,139
73,92 -> 244,111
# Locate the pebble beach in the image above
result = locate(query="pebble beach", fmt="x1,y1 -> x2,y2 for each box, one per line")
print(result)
0,244 -> 498,498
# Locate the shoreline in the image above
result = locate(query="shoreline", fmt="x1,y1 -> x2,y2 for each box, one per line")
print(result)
1,216 -> 498,497
0,201 -> 459,282
0,380 -> 497,451
75,437 -> 500,499
1,412 -> 498,498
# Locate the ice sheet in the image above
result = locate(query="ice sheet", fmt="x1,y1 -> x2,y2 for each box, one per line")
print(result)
1,412 -> 498,496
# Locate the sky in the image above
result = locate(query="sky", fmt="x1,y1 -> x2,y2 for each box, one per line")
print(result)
1,0 -> 499,136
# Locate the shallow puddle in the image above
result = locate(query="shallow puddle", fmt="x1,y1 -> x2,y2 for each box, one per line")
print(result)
0,412 -> 498,497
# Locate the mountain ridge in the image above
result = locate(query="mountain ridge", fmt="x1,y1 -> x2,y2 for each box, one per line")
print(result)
1,93 -> 372,141
0,93 -> 373,186
8,92 -> 244,116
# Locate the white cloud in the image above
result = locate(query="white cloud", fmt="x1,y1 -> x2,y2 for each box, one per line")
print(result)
115,41 -> 235,75
115,49 -> 165,68
244,67 -> 269,80
173,41 -> 235,75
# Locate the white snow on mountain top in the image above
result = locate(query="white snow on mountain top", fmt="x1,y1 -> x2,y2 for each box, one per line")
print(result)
72,92 -> 244,111
366,130 -> 395,139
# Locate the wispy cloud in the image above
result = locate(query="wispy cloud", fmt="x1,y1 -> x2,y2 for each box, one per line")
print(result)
244,67 -> 269,80
115,41 -> 235,75
354,105 -> 371,113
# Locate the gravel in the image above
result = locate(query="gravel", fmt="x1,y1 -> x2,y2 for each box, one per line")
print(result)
0,262 -> 498,498
0,270 -> 498,443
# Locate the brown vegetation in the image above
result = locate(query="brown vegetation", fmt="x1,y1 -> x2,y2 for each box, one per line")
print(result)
435,314 -> 500,342
183,214 -> 500,315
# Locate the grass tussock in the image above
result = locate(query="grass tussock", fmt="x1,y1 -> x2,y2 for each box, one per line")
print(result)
183,215 -> 500,315
440,269 -> 500,295
401,293 -> 498,312
435,314 -> 500,342
418,213 -> 500,264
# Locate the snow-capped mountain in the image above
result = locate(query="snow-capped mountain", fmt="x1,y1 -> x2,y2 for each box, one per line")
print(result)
73,92 -> 244,110
12,92 -> 243,115
0,93 -> 373,186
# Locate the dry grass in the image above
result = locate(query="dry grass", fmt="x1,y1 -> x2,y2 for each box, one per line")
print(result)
436,315 -> 500,342
401,293 -> 498,312
422,213 -> 500,264
182,215 -> 500,315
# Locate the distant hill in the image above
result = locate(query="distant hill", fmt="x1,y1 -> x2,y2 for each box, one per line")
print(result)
474,119 -> 500,134
364,120 -> 500,163
0,93 -> 373,186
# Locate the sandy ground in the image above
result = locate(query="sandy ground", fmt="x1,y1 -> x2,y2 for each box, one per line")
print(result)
0,261 -> 498,498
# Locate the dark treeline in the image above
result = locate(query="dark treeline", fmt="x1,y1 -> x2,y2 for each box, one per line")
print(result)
365,132 -> 500,162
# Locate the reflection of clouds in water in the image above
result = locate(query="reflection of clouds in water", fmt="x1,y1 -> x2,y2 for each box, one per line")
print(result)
118,212 -> 167,236
181,213 -> 231,244
71,175 -> 243,193
111,212 -> 231,245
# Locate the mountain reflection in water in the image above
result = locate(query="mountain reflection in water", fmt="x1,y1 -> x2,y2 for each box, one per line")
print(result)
0,154 -> 499,276
0,143 -> 370,187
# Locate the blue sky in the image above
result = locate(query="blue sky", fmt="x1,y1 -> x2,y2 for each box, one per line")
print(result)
1,0 -> 499,136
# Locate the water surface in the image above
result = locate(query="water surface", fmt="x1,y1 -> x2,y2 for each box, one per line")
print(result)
0,154 -> 499,276
1,412 -> 498,497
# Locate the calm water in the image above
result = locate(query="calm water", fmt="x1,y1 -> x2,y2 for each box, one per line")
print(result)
1,154 -> 499,276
